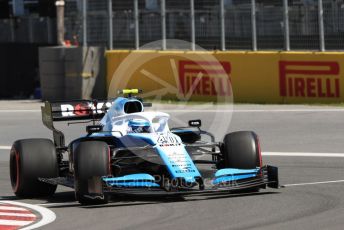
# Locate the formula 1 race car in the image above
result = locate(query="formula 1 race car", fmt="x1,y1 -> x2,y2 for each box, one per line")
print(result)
10,89 -> 279,204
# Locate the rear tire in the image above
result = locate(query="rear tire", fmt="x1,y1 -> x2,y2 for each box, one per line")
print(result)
9,139 -> 58,197
220,131 -> 262,192
74,141 -> 110,205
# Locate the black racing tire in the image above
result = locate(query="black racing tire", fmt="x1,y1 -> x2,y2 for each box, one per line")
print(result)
220,131 -> 262,192
74,141 -> 110,205
9,139 -> 58,198
221,131 -> 262,169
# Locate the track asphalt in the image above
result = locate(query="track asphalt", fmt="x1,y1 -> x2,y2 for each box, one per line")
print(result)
0,101 -> 343,230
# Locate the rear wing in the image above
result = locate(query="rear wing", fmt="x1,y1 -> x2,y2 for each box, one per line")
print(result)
41,100 -> 113,149
41,99 -> 152,148
41,100 -> 112,123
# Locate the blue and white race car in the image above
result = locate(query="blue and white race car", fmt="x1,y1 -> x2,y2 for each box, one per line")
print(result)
9,89 -> 279,204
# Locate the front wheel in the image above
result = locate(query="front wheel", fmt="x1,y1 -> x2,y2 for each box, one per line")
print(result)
220,131 -> 262,192
73,141 -> 110,205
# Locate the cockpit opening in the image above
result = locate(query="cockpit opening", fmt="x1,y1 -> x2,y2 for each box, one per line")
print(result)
124,101 -> 143,114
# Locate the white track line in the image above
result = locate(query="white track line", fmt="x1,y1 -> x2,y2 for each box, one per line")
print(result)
262,152 -> 344,157
167,109 -> 344,113
0,110 -> 40,113
2,146 -> 344,158
283,179 -> 344,187
234,109 -> 344,113
0,146 -> 11,150
1,109 -> 344,113
38,202 -> 77,207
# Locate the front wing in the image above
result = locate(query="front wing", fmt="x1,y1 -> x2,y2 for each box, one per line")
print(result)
102,165 -> 279,196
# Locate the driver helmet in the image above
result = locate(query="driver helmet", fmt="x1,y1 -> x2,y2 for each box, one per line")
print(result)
128,119 -> 151,133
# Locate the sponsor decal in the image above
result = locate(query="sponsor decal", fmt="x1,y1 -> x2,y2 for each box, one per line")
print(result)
279,61 -> 340,98
73,103 -> 90,116
163,148 -> 196,174
178,61 -> 232,96
60,102 -> 112,117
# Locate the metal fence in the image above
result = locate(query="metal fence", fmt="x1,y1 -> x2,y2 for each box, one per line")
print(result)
0,17 -> 56,44
1,0 -> 344,51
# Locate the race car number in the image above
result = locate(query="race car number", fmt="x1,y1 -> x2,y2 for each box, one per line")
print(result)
157,133 -> 180,145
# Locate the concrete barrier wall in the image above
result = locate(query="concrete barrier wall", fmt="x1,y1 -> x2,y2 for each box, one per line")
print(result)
106,50 -> 344,103
39,46 -> 106,100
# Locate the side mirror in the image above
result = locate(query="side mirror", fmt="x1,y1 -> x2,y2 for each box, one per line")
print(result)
142,102 -> 152,107
189,119 -> 201,127
86,125 -> 103,134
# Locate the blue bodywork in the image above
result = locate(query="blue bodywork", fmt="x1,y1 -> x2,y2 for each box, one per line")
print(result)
97,97 -> 259,189
98,131 -> 260,188
213,168 -> 259,185
112,132 -> 203,184
103,174 -> 160,187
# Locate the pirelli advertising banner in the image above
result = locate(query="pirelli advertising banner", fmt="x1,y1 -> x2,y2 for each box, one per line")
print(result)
106,50 -> 344,103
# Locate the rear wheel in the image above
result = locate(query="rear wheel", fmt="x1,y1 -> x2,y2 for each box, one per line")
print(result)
220,131 -> 262,192
9,139 -> 58,197
74,141 -> 110,205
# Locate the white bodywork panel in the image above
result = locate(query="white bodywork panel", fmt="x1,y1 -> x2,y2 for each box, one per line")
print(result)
100,111 -> 170,137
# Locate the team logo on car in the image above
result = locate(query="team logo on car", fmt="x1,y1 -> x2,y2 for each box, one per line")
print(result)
60,102 -> 112,117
